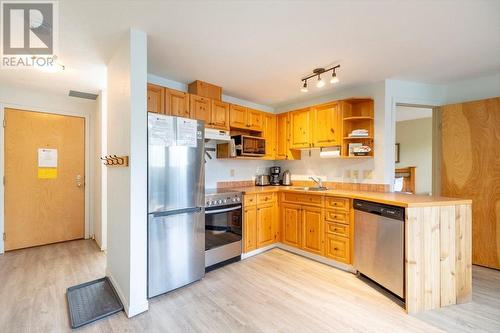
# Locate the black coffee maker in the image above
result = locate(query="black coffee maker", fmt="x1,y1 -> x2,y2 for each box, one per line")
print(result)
269,166 -> 281,185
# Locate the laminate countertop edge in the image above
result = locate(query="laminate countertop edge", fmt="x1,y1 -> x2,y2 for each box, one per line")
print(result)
222,186 -> 472,208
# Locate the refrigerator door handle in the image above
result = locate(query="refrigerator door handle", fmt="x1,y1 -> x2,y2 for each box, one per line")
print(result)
151,207 -> 203,218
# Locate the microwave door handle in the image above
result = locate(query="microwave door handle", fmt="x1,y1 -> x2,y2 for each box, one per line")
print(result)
205,205 -> 242,215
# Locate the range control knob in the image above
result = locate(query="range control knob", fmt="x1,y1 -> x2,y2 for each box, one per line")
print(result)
217,199 -> 223,204
206,201 -> 210,206
236,197 -> 241,202
223,199 -> 227,203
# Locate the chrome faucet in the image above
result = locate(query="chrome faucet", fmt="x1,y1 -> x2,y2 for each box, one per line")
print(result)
309,176 -> 323,188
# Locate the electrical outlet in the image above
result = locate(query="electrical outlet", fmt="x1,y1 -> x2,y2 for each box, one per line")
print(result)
363,170 -> 373,179
352,170 -> 359,179
230,169 -> 235,177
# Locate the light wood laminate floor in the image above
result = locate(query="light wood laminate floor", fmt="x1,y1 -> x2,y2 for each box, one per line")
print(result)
0,240 -> 499,332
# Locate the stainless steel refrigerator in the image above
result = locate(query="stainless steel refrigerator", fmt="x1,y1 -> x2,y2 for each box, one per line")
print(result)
147,113 -> 205,298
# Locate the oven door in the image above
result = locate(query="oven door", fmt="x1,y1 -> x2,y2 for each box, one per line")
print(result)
205,204 -> 242,267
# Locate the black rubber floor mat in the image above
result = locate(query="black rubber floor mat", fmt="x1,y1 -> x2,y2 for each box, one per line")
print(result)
66,277 -> 123,329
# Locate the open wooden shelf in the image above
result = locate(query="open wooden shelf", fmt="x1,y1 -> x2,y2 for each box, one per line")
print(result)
343,116 -> 374,121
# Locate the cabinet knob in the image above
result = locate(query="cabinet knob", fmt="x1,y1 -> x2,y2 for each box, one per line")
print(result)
330,128 -> 334,133
334,247 -> 339,251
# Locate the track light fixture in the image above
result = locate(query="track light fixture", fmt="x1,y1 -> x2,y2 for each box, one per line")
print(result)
300,64 -> 340,92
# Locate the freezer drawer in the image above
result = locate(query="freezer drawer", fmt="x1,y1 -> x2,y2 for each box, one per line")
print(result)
148,209 -> 205,297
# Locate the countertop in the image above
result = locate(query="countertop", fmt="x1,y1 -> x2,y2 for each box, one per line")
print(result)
222,186 -> 471,208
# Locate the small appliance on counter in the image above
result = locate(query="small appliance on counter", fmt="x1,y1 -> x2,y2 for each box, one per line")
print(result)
282,170 -> 292,186
255,174 -> 270,186
269,166 -> 281,185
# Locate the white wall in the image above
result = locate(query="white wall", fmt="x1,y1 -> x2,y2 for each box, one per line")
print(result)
444,73 -> 500,104
0,82 -> 96,254
396,117 -> 433,194
93,90 -> 107,250
106,29 -> 148,317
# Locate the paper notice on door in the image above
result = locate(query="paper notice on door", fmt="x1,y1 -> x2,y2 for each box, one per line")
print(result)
176,118 -> 198,147
148,114 -> 175,146
38,148 -> 58,167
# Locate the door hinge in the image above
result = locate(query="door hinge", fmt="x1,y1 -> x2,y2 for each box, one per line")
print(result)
2,119 -> 5,128
3,233 -> 5,241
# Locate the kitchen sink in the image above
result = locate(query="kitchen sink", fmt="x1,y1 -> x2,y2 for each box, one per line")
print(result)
290,186 -> 329,192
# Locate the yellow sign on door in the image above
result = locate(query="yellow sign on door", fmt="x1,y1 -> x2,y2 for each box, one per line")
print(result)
38,167 -> 58,179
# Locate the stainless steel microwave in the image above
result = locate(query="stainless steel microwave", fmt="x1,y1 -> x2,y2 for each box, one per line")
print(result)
232,135 -> 266,157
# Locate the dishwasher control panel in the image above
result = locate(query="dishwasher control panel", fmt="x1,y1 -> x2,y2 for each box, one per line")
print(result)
353,200 -> 405,221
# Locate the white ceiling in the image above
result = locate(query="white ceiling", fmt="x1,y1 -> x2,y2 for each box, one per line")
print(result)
396,106 -> 433,122
1,0 -> 499,107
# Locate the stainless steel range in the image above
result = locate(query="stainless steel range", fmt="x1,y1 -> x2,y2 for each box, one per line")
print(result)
204,189 -> 243,270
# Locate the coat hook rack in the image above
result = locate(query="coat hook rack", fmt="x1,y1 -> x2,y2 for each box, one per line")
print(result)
100,155 -> 129,167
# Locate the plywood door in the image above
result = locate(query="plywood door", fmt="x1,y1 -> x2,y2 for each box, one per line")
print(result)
440,97 -> 500,269
312,102 -> 341,147
281,203 -> 301,247
210,100 -> 229,130
189,94 -> 211,123
4,109 -> 85,251
166,89 -> 190,118
147,83 -> 165,114
290,108 -> 311,149
302,206 -> 323,255
243,205 -> 257,252
257,203 -> 274,247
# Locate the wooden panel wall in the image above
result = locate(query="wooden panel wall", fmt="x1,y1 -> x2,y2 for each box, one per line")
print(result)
405,204 -> 472,314
440,97 -> 500,269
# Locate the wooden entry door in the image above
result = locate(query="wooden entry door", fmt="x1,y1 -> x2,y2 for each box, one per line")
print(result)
440,97 -> 500,269
4,108 -> 85,251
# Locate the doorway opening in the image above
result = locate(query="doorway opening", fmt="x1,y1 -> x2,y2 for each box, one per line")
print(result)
394,104 -> 434,195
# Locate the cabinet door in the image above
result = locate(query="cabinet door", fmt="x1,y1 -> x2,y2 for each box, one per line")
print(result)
257,203 -> 275,247
276,113 -> 289,160
281,203 -> 301,248
312,102 -> 341,147
210,100 -> 230,130
247,109 -> 263,131
166,89 -> 190,117
190,95 -> 211,123
302,206 -> 323,255
262,113 -> 276,160
229,104 -> 247,129
147,84 -> 165,114
324,234 -> 351,264
290,108 -> 311,149
243,206 -> 257,253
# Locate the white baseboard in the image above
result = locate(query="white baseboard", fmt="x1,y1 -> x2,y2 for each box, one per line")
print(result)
106,271 -> 149,318
241,242 -> 356,274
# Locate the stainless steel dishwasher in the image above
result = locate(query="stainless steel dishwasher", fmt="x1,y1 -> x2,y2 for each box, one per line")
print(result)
353,199 -> 405,298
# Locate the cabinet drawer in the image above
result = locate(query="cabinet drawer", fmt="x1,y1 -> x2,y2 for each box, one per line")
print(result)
325,234 -> 350,264
324,210 -> 349,224
282,192 -> 324,206
244,194 -> 257,206
325,222 -> 350,237
257,192 -> 276,204
325,197 -> 350,210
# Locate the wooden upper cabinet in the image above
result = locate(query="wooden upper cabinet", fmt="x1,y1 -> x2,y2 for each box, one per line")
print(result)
312,102 -> 342,147
147,84 -> 165,114
210,100 -> 230,130
190,94 -> 211,123
165,88 -> 190,118
281,203 -> 302,247
247,109 -> 263,131
262,113 -> 276,160
229,104 -> 247,129
302,206 -> 323,255
290,108 -> 312,149
276,112 -> 300,160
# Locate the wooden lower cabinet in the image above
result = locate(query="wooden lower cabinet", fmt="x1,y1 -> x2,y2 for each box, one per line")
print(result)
324,234 -> 350,264
243,205 -> 257,252
302,207 -> 324,255
281,203 -> 302,247
257,202 -> 275,247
